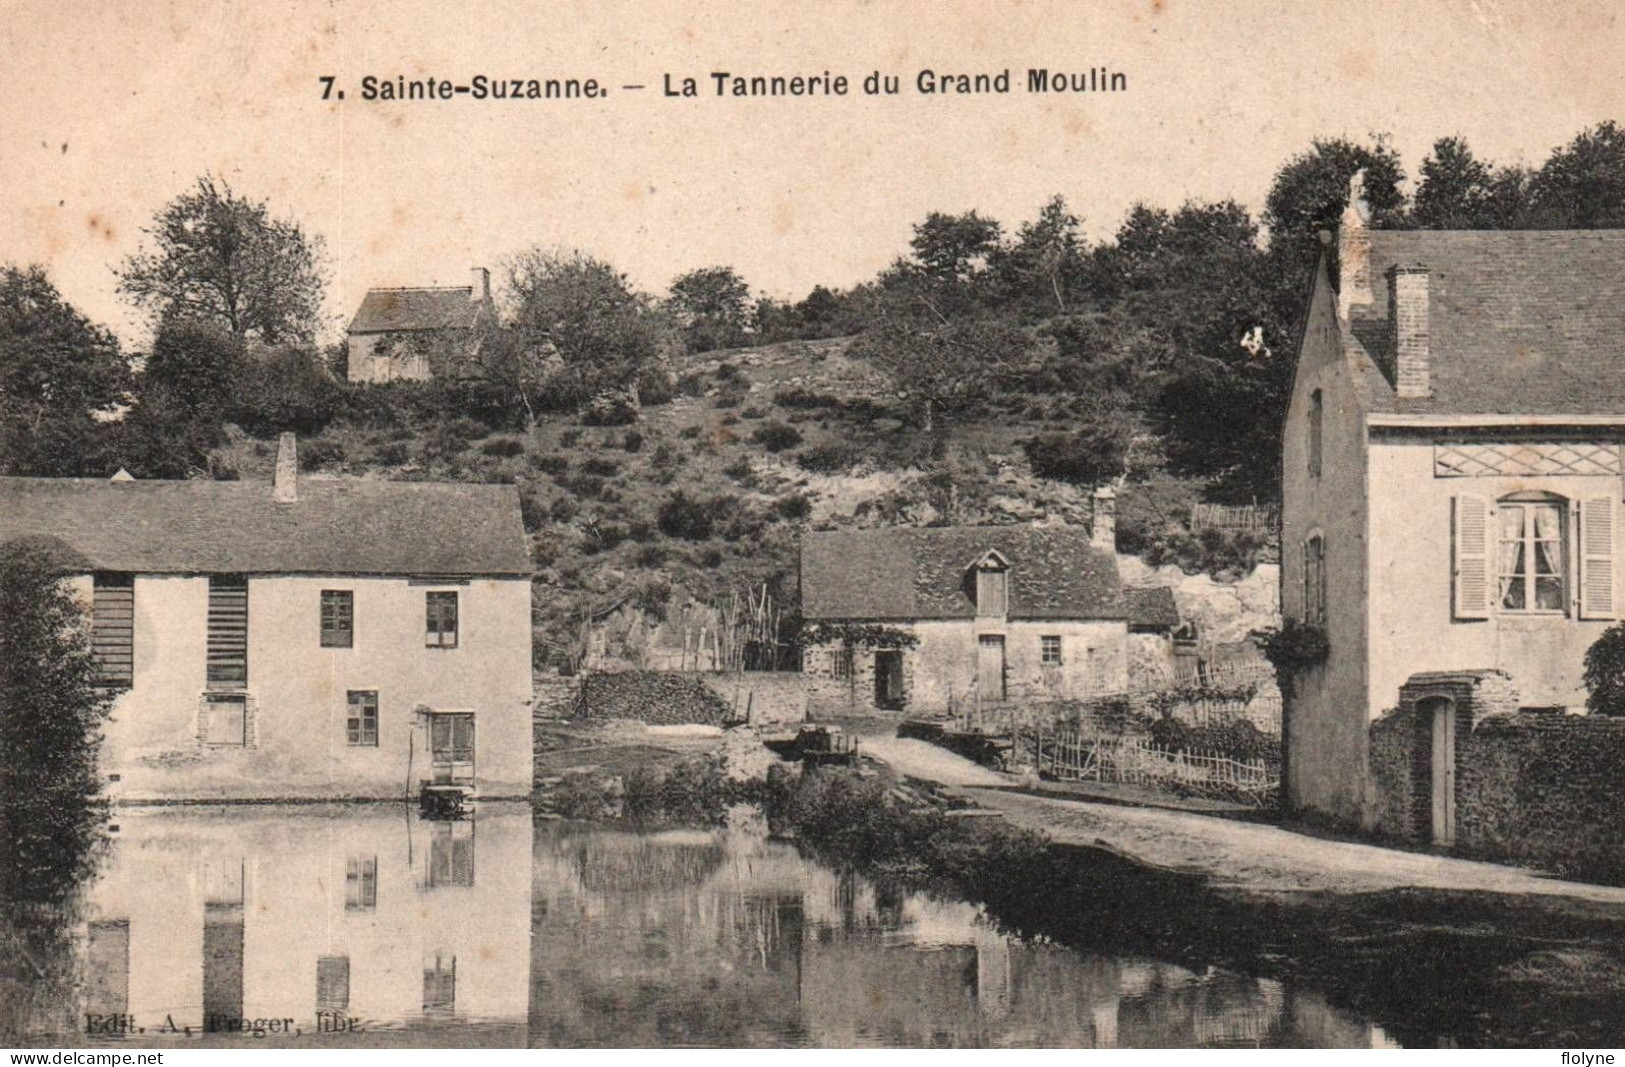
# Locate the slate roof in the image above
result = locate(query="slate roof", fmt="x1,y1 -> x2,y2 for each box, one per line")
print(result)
1123,586 -> 1180,631
801,526 -> 1124,621
0,476 -> 531,577
347,287 -> 481,334
1348,230 -> 1625,417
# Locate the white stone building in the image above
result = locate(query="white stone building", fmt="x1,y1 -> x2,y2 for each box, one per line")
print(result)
0,435 -> 534,800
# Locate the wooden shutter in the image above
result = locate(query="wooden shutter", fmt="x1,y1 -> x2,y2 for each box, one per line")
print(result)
92,574 -> 135,687
207,577 -> 249,686
1580,496 -> 1617,619
1452,494 -> 1491,620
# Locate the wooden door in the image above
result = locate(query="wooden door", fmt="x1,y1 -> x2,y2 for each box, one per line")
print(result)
1429,701 -> 1456,846
977,635 -> 1006,702
431,713 -> 476,785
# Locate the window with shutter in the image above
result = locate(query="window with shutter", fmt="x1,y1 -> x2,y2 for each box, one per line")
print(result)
1580,496 -> 1617,619
1452,495 -> 1491,620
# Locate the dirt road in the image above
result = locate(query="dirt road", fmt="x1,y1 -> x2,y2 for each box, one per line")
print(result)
861,732 -> 1625,905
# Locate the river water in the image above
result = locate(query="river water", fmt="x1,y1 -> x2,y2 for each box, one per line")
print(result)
14,802 -> 1414,1048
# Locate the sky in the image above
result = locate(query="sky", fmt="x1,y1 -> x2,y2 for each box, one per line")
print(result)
3,0 -> 1623,346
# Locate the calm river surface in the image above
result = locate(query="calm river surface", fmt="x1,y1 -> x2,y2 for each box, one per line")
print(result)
20,802 -> 1411,1048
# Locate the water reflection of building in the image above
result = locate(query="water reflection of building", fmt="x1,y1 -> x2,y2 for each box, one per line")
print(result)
78,804 -> 530,1043
526,819 -> 1387,1048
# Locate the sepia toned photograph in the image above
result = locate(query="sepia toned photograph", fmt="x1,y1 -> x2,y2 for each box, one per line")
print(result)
3,0 -> 1625,1054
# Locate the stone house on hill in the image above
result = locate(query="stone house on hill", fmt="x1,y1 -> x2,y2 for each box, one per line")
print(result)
801,521 -> 1173,716
1281,173 -> 1625,862
345,267 -> 495,383
0,434 -> 534,801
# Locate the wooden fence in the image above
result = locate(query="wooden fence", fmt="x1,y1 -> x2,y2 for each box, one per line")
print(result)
1021,728 -> 1279,806
1190,502 -> 1279,535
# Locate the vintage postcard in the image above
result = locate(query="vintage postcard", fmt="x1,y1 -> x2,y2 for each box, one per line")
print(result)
3,0 -> 1625,1054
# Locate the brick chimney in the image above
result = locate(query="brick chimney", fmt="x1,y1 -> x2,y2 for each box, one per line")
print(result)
274,432 -> 298,503
1336,169 -> 1372,322
470,266 -> 491,304
1388,264 -> 1431,398
1092,486 -> 1117,551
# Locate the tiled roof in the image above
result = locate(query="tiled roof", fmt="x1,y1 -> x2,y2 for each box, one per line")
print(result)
347,287 -> 481,334
1123,586 -> 1180,630
801,525 -> 1124,621
1349,230 -> 1625,416
0,476 -> 531,577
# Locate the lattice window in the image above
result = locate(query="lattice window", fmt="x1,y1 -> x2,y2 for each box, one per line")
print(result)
1434,442 -> 1620,478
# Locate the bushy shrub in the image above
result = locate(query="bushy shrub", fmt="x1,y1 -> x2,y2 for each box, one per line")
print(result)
530,453 -> 569,477
373,441 -> 411,466
1584,623 -> 1625,716
559,428 -> 582,447
773,385 -> 836,410
621,430 -> 644,453
699,546 -> 724,568
751,421 -> 802,453
548,496 -> 579,523
519,486 -> 549,532
447,416 -> 488,441
796,442 -> 860,474
657,490 -> 715,540
581,456 -> 620,477
627,520 -> 655,543
1023,425 -> 1130,486
635,366 -> 674,407
480,435 -> 526,457
634,544 -> 667,567
740,405 -> 766,420
774,493 -> 812,520
563,473 -> 606,499
581,523 -> 628,555
712,391 -> 743,410
232,348 -> 345,436
723,458 -> 755,483
299,438 -> 346,471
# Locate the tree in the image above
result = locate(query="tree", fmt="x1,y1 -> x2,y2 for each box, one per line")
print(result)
1530,120 -> 1625,228
667,266 -> 752,352
908,211 -> 1002,282
1413,136 -> 1495,229
0,265 -> 130,477
1584,622 -> 1625,717
995,195 -> 1087,314
504,247 -> 660,398
1262,136 -> 1407,283
117,176 -> 329,345
856,317 -> 1029,432
111,319 -> 244,479
0,537 -> 113,905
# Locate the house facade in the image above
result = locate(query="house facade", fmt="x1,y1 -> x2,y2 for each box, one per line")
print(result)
800,520 -> 1137,716
0,435 -> 534,800
1281,173 -> 1625,839
345,267 -> 494,384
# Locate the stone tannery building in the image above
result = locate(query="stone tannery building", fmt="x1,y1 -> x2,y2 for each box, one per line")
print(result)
800,517 -> 1176,716
0,435 -> 534,801
1281,175 -> 1625,871
345,266 -> 495,384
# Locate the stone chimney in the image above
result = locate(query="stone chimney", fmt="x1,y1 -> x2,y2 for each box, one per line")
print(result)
470,266 -> 491,304
1336,169 -> 1372,322
1388,264 -> 1431,398
1092,486 -> 1117,552
273,432 -> 298,504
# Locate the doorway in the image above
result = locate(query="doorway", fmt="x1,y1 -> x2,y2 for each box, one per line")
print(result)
430,712 -> 476,786
1422,696 -> 1456,846
873,650 -> 905,710
978,635 -> 1006,702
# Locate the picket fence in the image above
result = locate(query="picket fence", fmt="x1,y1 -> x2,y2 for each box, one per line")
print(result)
1190,502 -> 1279,535
1023,728 -> 1279,807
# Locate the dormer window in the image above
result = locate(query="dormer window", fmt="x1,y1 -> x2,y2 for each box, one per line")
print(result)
971,550 -> 1010,618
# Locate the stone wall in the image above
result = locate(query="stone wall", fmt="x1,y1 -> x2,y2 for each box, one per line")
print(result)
695,671 -> 807,726
1368,669 -> 1625,880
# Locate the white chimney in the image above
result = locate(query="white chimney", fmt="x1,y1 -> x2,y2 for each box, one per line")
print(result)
274,432 -> 298,504
1388,264 -> 1431,398
1092,486 -> 1117,551
470,266 -> 491,304
1336,169 -> 1372,322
